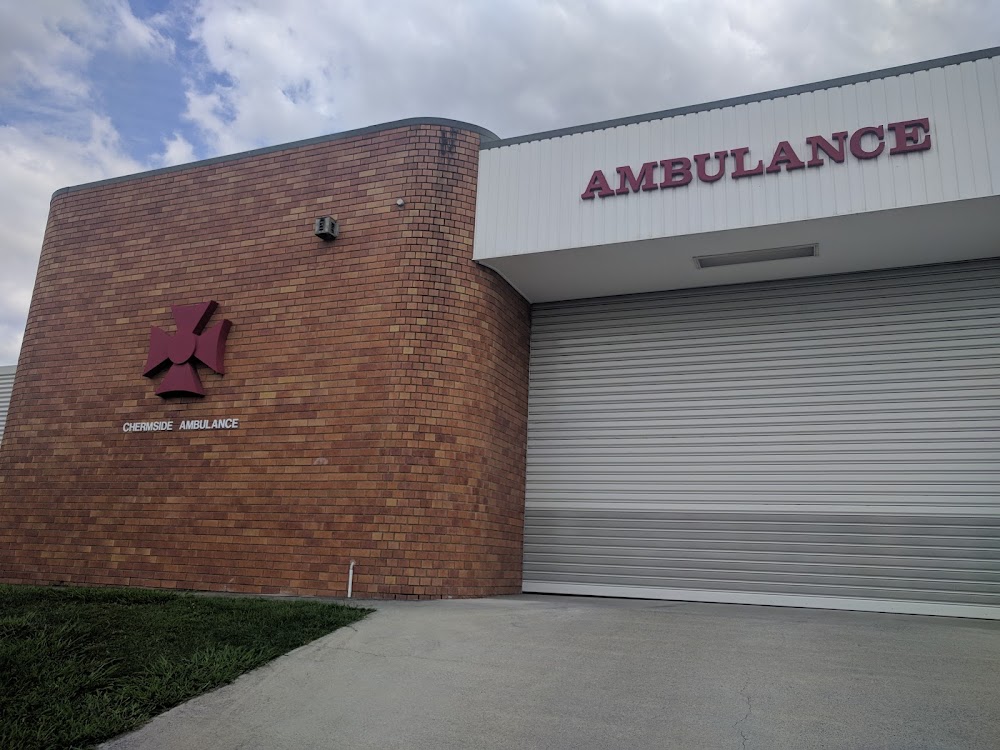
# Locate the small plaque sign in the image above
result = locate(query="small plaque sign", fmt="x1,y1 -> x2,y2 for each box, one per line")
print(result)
122,418 -> 240,433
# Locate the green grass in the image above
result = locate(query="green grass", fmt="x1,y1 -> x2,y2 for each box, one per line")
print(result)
0,585 -> 371,749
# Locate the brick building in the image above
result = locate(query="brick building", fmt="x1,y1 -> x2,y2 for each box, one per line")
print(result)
3,48 -> 999,617
1,120 -> 529,599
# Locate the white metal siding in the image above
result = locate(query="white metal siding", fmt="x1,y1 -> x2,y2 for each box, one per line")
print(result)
524,260 -> 1000,618
0,365 -> 14,443
476,56 -> 1000,261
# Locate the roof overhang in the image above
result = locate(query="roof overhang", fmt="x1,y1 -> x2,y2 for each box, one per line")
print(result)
480,196 -> 1000,303
473,48 -> 1000,303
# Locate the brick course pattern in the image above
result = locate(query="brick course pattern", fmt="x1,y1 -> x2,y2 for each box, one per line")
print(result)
0,122 -> 530,599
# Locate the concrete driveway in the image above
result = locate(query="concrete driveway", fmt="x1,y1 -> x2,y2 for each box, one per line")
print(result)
104,595 -> 1000,750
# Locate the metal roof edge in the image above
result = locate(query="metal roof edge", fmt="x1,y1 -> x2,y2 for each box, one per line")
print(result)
480,46 -> 1000,150
51,117 -> 499,200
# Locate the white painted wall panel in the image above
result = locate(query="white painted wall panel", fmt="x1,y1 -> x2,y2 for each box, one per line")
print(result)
475,55 -> 1000,261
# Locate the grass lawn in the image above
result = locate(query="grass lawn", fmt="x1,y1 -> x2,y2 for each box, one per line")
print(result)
0,585 -> 371,749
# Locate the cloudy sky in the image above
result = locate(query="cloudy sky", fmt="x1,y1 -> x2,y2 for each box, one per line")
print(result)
1,0 -> 998,364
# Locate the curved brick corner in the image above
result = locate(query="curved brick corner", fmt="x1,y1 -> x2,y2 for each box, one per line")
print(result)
0,122 -> 530,599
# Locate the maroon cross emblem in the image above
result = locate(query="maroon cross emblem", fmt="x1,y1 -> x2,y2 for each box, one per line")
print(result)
142,301 -> 233,397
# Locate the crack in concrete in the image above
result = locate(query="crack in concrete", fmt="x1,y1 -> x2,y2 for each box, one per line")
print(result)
337,646 -> 390,659
336,645 -> 482,667
733,676 -> 752,750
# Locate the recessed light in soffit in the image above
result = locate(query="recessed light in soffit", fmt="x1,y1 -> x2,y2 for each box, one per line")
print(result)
695,244 -> 818,269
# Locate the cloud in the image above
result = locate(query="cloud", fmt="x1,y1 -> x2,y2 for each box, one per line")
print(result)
182,0 -> 1000,153
0,0 -> 173,364
157,131 -> 196,166
0,116 -> 144,363
0,0 -> 173,107
106,1 -> 174,58
0,1 -> 98,102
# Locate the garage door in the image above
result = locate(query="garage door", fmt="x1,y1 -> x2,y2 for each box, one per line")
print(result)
0,365 -> 14,444
523,260 -> 1000,618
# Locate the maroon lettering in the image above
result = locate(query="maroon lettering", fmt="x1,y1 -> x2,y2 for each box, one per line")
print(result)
730,147 -> 764,179
616,162 -> 659,194
579,118 -> 931,201
694,151 -> 728,182
849,125 -> 885,159
581,169 -> 615,199
888,118 -> 931,155
765,141 -> 806,173
805,132 -> 848,167
660,158 -> 692,188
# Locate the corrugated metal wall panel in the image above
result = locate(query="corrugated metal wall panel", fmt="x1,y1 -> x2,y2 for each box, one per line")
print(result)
475,55 -> 1000,261
523,260 -> 1000,617
0,365 -> 15,443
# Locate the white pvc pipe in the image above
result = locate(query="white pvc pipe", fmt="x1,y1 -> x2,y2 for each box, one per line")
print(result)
347,560 -> 356,599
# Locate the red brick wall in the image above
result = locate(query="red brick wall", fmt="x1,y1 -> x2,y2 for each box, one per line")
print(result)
0,121 -> 531,599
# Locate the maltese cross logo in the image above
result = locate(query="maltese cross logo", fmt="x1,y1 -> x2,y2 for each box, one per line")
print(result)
142,301 -> 233,397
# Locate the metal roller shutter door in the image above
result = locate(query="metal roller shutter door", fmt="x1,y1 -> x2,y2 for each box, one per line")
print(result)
0,366 -> 14,443
523,259 -> 1000,618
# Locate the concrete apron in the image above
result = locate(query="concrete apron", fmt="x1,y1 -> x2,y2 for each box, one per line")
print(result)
103,595 -> 1000,750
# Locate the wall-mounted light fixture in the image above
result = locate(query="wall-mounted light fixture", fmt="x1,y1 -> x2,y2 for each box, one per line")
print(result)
695,244 -> 817,269
314,216 -> 339,241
